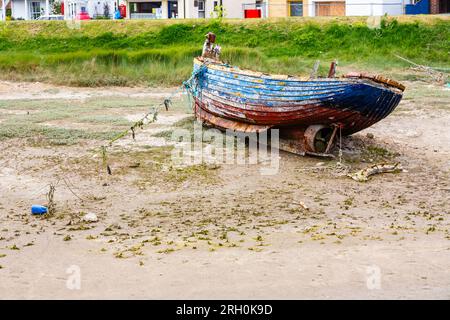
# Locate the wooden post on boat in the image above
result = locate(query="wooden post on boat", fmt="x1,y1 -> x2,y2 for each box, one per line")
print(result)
310,60 -> 320,79
328,60 -> 337,78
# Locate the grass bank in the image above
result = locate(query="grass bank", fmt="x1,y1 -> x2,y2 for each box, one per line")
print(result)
0,16 -> 448,86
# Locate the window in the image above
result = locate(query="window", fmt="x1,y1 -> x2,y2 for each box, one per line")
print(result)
130,2 -> 162,13
30,1 -> 41,20
169,1 -> 178,18
198,0 -> 205,18
289,1 -> 303,16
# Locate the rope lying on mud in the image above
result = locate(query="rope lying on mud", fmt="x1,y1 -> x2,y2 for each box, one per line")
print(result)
99,64 -> 207,175
394,54 -> 448,84
100,105 -> 161,175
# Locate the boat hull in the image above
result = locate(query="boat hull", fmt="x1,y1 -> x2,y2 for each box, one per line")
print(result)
191,58 -> 404,136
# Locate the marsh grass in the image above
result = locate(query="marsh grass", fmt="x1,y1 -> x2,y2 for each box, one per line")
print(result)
0,122 -> 120,145
0,97 -> 164,144
77,115 -> 133,126
0,17 -> 448,86
401,83 -> 450,111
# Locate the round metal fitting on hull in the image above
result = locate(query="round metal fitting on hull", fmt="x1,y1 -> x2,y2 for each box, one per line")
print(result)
304,125 -> 335,154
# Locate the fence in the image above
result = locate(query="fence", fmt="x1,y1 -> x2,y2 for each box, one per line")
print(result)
130,13 -> 161,19
92,13 -> 114,19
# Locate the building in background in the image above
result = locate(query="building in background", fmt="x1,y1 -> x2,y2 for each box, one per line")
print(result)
430,0 -> 450,13
248,0 -> 349,17
406,0 -> 449,14
344,0 -> 408,16
303,0 -> 449,16
243,0 -> 303,17
243,1 -> 426,17
122,0 -> 255,19
0,1 -> 11,20
305,0 -> 346,16
2,0 -> 51,19
123,0 -> 171,19
64,0 -> 119,19
63,0 -> 447,20
3,0 -> 448,20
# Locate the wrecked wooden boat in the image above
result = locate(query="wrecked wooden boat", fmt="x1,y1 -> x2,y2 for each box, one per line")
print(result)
186,33 -> 405,156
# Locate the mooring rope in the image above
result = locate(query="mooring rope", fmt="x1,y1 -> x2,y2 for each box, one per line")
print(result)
183,64 -> 208,97
338,125 -> 343,164
99,63 -> 208,175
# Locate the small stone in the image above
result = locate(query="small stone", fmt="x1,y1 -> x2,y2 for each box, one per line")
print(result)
366,133 -> 374,139
316,162 -> 325,167
405,131 -> 420,138
82,212 -> 98,223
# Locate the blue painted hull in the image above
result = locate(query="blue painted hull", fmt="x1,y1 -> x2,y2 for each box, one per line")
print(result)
190,59 -> 404,135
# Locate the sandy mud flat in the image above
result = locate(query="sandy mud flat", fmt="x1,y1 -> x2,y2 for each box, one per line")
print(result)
0,80 -> 449,299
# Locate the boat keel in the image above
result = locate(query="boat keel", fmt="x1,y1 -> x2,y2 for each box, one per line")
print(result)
195,102 -> 338,157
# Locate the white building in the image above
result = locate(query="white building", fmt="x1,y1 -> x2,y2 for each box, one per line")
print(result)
2,0 -> 51,20
291,0 -> 413,17
2,0 -> 255,20
123,0 -> 254,19
345,0 -> 410,16
4,0 -> 414,20
64,0 -> 119,19
63,0 -> 255,19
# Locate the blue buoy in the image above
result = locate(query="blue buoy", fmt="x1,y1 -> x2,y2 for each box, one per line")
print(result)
31,205 -> 48,215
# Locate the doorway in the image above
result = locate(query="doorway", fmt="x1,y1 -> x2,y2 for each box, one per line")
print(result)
168,1 -> 178,18
438,0 -> 450,13
314,1 -> 345,16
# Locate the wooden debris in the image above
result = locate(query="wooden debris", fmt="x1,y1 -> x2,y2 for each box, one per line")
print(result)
298,201 -> 309,210
348,163 -> 402,182
46,183 -> 56,215
293,201 -> 309,210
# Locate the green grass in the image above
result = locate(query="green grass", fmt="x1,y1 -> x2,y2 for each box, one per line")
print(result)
0,16 -> 449,86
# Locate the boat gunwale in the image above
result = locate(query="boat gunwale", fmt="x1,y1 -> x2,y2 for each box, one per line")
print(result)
194,57 -> 404,94
203,72 -> 354,91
